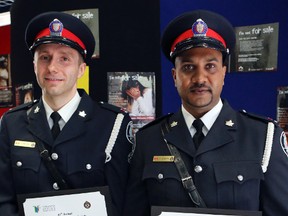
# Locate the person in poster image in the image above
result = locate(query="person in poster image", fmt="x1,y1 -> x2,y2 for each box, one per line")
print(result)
0,56 -> 9,88
123,9 -> 288,216
121,78 -> 155,116
0,11 -> 133,216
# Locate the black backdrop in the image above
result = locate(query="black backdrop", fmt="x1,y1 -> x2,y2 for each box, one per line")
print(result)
10,0 -> 162,117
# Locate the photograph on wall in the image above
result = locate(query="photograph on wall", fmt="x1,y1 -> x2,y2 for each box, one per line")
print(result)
107,72 -> 156,133
277,86 -> 288,137
230,22 -> 279,72
0,54 -> 13,107
15,82 -> 34,106
64,8 -> 100,58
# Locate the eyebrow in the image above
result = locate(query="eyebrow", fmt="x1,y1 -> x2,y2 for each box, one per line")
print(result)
179,56 -> 220,63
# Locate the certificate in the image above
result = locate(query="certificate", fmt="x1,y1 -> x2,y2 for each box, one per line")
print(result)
151,206 -> 262,216
17,186 -> 113,216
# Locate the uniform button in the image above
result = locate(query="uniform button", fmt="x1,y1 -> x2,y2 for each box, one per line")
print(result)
16,161 -> 22,167
237,175 -> 244,182
194,165 -> 203,173
86,164 -> 92,170
51,153 -> 58,160
158,173 -> 164,180
53,182 -> 59,190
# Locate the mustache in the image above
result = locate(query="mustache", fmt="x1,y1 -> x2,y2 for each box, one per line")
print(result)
190,83 -> 211,91
190,83 -> 210,90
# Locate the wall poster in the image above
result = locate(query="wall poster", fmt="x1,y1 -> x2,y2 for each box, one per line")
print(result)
230,22 -> 279,72
0,54 -> 13,107
64,8 -> 100,58
277,86 -> 288,135
107,72 -> 156,134
15,82 -> 34,106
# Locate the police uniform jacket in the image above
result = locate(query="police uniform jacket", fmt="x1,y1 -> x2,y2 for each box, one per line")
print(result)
0,89 -> 132,216
123,99 -> 288,216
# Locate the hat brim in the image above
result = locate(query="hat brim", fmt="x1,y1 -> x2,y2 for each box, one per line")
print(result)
29,36 -> 86,59
171,37 -> 227,59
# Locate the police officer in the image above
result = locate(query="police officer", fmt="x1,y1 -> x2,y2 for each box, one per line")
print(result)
123,10 -> 288,215
0,12 -> 133,216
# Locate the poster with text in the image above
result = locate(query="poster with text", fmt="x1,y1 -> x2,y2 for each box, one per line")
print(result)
231,22 -> 279,72
64,8 -> 100,58
107,72 -> 156,134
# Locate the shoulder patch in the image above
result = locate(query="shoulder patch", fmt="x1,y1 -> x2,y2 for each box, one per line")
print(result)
239,110 -> 278,125
98,101 -> 127,114
6,100 -> 39,114
139,113 -> 174,131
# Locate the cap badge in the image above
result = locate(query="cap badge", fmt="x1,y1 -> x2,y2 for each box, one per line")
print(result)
192,18 -> 208,37
49,19 -> 63,37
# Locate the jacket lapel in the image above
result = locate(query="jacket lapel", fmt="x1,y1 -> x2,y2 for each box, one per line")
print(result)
27,100 -> 53,146
196,100 -> 236,156
163,110 -> 196,157
54,91 -> 94,145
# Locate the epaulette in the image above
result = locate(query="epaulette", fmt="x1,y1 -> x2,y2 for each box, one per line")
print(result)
139,113 -> 174,131
6,99 -> 39,114
98,101 -> 128,114
239,110 -> 278,125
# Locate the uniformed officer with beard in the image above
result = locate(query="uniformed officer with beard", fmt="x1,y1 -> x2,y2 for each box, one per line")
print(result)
123,9 -> 288,216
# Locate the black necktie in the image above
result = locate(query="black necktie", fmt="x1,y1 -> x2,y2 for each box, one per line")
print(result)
51,111 -> 61,139
192,119 -> 205,149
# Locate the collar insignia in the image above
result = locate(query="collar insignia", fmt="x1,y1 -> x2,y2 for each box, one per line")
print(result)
49,19 -> 63,36
79,110 -> 87,118
170,121 -> 178,127
225,120 -> 234,127
34,106 -> 40,113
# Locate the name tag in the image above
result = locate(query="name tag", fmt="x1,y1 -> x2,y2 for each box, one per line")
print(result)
153,156 -> 174,162
14,140 -> 36,148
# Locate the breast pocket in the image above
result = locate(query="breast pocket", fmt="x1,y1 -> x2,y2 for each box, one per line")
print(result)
11,147 -> 41,192
213,161 -> 264,209
143,163 -> 191,206
66,152 -> 106,187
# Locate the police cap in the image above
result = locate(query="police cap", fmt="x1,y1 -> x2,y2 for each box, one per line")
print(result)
161,10 -> 236,62
25,11 -> 95,60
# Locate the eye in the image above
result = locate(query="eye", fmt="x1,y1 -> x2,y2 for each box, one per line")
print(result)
61,56 -> 69,62
182,64 -> 194,72
206,63 -> 215,69
39,55 -> 50,61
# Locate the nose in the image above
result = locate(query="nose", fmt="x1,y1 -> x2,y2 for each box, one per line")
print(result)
47,58 -> 58,73
192,68 -> 206,84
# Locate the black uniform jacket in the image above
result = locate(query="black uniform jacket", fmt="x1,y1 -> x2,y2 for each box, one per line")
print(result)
123,100 -> 288,216
0,90 -> 132,216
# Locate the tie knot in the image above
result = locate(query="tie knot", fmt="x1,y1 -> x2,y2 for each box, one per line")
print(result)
192,119 -> 204,131
51,112 -> 61,124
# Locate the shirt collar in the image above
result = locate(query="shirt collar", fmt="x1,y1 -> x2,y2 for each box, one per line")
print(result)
43,91 -> 81,125
182,99 -> 223,133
